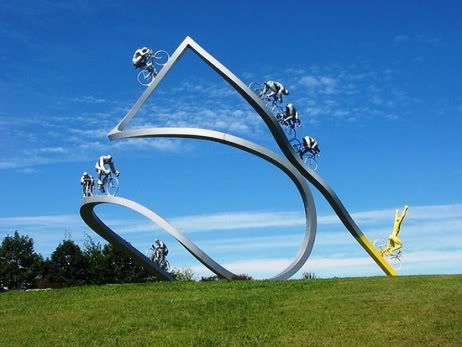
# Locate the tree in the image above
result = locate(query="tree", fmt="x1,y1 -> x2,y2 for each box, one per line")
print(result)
0,231 -> 43,290
82,235 -> 108,285
48,240 -> 89,286
102,244 -> 153,283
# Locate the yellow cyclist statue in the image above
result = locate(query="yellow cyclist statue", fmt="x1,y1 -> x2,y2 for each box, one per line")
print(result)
383,205 -> 409,255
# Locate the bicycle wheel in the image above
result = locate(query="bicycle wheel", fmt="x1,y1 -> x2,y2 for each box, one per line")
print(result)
94,181 -> 104,195
373,239 -> 389,254
106,176 -> 119,196
146,248 -> 155,262
389,254 -> 402,270
276,113 -> 284,123
137,70 -> 154,86
291,138 -> 302,153
285,126 -> 296,140
153,50 -> 170,66
305,156 -> 318,171
162,260 -> 170,272
271,104 -> 283,116
249,82 -> 263,97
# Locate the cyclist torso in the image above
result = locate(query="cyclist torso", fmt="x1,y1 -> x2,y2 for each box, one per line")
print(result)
132,48 -> 152,69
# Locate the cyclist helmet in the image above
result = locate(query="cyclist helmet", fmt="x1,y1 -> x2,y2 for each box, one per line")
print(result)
283,88 -> 289,95
105,155 -> 112,162
83,171 -> 88,176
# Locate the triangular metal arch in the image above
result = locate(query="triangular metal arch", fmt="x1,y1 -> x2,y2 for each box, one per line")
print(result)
108,36 -> 275,138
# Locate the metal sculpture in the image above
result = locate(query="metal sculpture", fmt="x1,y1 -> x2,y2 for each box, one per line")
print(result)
148,239 -> 170,272
132,47 -> 170,86
95,154 -> 120,196
374,206 -> 409,270
80,172 -> 94,197
80,36 -> 398,280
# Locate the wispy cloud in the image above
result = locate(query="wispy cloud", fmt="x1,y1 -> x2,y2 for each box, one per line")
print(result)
2,203 -> 461,277
191,249 -> 462,279
280,66 -> 416,124
0,56 -> 421,171
0,214 -> 81,227
393,34 -> 441,46
3,203 -> 461,233
298,75 -> 338,94
71,96 -> 107,104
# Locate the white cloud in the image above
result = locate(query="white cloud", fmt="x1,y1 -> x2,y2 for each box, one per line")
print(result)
71,96 -> 107,104
190,250 -> 462,279
2,202 -> 461,277
38,146 -> 67,153
0,214 -> 81,227
298,75 -> 337,94
4,203 -> 461,233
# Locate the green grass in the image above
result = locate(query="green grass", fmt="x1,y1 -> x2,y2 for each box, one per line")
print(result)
1,275 -> 461,346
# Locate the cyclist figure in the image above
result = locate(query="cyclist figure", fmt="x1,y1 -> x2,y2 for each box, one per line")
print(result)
80,172 -> 94,197
153,239 -> 168,268
132,47 -> 155,75
95,155 -> 120,191
385,205 -> 409,255
299,136 -> 320,159
282,103 -> 302,128
260,80 -> 289,104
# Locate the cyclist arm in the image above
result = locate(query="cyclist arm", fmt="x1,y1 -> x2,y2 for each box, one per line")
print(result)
401,205 -> 409,220
109,163 -> 119,176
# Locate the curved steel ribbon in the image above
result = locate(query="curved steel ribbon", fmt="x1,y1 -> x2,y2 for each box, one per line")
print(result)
82,36 -> 395,278
81,195 -> 233,280
80,196 -> 174,280
81,130 -> 317,280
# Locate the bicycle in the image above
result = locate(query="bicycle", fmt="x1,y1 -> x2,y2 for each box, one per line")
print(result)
276,113 -> 302,138
146,247 -> 170,272
97,173 -> 119,196
137,50 -> 170,86
157,258 -> 170,272
249,82 -> 284,113
291,139 -> 319,171
374,239 -> 402,270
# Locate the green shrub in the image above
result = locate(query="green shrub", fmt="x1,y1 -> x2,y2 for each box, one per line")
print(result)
171,267 -> 196,281
200,275 -> 220,282
232,273 -> 253,280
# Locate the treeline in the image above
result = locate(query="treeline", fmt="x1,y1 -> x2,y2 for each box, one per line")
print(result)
0,231 -> 157,291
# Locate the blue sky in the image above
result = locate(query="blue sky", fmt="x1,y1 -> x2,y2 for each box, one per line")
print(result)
0,0 -> 461,279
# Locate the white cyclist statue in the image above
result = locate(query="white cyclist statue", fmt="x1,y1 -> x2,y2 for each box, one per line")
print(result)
95,155 -> 120,190
282,103 -> 302,128
80,172 -> 94,197
153,239 -> 169,270
260,80 -> 289,103
299,136 -> 320,159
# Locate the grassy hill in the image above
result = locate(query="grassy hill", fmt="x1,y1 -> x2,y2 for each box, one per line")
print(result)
0,275 -> 461,346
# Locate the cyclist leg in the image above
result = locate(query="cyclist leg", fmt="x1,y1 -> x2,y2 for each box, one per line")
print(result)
259,83 -> 268,97
388,236 -> 402,253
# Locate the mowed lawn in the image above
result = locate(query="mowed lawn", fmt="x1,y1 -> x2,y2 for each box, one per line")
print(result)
0,275 -> 461,346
